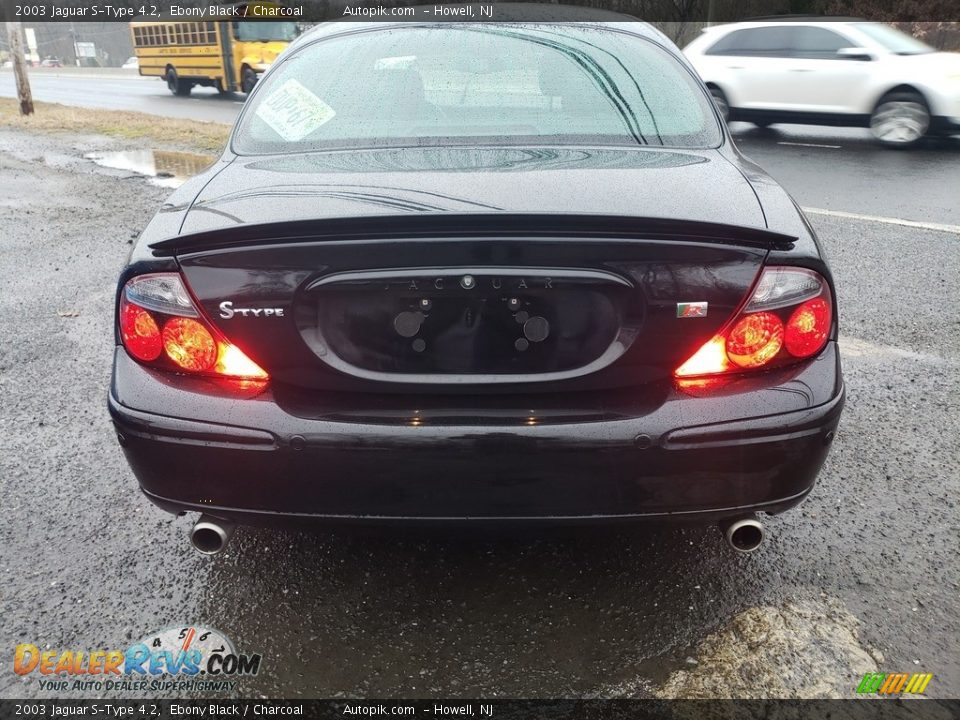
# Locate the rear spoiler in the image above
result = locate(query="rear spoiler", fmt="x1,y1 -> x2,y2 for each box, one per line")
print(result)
149,213 -> 797,256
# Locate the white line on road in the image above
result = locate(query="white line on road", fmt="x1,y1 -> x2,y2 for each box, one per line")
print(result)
802,207 -> 960,235
777,141 -> 842,149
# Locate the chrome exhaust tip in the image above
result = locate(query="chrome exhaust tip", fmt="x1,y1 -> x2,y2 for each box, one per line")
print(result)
721,516 -> 765,553
190,515 -> 235,555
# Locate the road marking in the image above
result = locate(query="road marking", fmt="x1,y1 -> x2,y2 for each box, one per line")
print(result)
777,141 -> 842,149
802,207 -> 960,235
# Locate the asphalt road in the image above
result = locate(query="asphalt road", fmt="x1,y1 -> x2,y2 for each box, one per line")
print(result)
2,70 -> 959,225
0,69 -> 244,124
0,125 -> 957,701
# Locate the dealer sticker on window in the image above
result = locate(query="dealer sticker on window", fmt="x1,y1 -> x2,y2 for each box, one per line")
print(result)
256,79 -> 336,141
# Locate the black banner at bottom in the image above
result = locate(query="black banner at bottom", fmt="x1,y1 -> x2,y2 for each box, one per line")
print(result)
1,699 -> 959,720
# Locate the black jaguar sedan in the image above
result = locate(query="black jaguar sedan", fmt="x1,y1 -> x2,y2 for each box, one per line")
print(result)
109,18 -> 844,554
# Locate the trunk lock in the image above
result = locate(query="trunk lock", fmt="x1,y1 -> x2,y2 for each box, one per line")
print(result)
513,308 -> 550,351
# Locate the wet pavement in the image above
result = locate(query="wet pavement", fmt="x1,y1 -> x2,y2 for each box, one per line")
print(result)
0,129 -> 958,700
0,70 -> 245,124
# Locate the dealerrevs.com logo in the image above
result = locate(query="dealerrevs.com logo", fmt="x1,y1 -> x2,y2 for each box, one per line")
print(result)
13,626 -> 262,693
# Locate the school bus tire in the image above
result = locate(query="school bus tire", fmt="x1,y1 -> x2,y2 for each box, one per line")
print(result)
166,66 -> 193,97
241,66 -> 258,95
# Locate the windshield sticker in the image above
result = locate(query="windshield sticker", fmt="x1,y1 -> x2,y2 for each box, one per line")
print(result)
374,55 -> 417,70
256,79 -> 336,142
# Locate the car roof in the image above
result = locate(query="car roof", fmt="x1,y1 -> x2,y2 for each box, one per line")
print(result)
704,18 -> 865,31
288,4 -> 668,52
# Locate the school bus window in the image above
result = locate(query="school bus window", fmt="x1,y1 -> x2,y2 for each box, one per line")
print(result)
131,19 -> 296,94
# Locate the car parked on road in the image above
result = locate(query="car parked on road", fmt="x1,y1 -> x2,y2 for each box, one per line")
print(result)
684,19 -> 960,147
110,17 -> 844,555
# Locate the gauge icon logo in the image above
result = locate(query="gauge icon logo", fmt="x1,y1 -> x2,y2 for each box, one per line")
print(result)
127,624 -> 261,677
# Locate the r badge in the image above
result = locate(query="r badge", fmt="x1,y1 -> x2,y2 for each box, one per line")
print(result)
677,302 -> 708,318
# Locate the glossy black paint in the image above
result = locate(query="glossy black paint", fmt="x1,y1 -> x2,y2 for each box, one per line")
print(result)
110,344 -> 843,522
111,20 -> 845,526
174,230 -> 768,392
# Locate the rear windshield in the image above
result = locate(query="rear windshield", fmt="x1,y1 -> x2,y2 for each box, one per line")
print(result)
233,24 -> 721,154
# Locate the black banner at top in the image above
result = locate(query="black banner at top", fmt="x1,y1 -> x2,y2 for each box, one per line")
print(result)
1,0 -> 958,24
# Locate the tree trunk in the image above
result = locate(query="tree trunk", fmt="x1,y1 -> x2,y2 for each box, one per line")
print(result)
7,22 -> 35,116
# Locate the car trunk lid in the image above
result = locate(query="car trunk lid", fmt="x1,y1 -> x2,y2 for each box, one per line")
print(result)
162,147 -> 780,392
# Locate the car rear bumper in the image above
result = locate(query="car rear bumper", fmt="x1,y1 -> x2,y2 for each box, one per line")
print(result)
109,344 -> 844,525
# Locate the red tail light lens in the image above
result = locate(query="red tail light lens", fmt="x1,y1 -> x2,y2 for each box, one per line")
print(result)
785,298 -> 831,358
675,267 -> 833,380
674,336 -> 729,377
215,343 -> 269,379
119,300 -> 163,361
726,312 -> 783,368
118,273 -> 268,382
162,317 -> 217,372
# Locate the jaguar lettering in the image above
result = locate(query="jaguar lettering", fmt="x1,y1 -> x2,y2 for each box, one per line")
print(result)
391,277 -> 555,291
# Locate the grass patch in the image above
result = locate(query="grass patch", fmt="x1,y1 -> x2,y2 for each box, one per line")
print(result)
0,99 -> 230,153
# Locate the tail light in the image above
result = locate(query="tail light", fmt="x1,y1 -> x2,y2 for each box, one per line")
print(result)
675,267 -> 833,379
119,273 -> 268,381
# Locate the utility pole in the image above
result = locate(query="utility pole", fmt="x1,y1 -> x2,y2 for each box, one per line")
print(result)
6,22 -> 34,115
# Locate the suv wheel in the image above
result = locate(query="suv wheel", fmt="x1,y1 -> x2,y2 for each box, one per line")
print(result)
870,91 -> 930,148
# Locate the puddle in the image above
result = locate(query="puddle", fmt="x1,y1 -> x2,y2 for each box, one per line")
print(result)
84,149 -> 215,188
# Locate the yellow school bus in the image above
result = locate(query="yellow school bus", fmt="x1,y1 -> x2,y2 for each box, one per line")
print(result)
130,20 -> 297,95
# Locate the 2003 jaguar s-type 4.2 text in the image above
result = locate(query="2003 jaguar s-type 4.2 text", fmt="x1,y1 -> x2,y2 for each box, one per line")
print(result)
110,17 -> 845,554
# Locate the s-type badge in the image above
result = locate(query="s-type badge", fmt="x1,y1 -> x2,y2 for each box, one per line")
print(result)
677,301 -> 708,318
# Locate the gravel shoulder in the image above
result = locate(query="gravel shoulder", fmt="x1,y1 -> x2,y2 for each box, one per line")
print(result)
0,99 -> 229,154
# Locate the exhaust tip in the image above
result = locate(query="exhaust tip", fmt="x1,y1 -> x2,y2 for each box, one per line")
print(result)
722,516 -> 764,553
190,515 -> 235,555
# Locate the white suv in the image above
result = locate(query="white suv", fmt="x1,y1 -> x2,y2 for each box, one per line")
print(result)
684,20 -> 960,147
